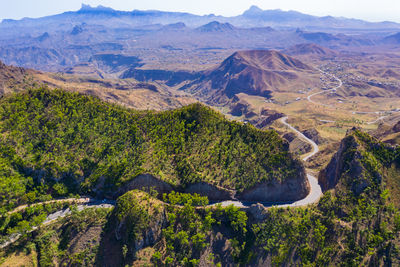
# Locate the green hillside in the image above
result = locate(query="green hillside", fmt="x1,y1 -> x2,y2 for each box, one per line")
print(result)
2,130 -> 400,266
250,129 -> 400,266
0,88 -> 302,212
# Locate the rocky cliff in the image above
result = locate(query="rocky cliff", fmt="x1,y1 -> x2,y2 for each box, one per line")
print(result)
116,172 -> 309,203
319,128 -> 390,194
237,172 -> 309,202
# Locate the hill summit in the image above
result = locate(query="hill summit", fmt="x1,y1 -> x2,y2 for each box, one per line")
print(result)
196,21 -> 236,32
182,50 -> 314,104
283,43 -> 338,57
229,50 -> 312,71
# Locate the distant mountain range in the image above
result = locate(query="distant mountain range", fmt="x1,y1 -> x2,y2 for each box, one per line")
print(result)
1,4 -> 400,32
0,4 -> 399,72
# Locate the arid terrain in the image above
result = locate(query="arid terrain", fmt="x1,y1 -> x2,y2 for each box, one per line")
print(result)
1,4 -> 400,266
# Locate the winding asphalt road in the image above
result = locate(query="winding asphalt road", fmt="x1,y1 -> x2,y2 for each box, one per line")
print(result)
0,200 -> 114,249
307,68 -> 343,107
280,117 -> 319,161
216,116 -> 323,209
309,68 -> 400,125
3,65 -> 399,251
0,68 -> 344,249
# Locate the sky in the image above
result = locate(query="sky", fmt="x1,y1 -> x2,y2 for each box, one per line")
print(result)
1,0 -> 400,23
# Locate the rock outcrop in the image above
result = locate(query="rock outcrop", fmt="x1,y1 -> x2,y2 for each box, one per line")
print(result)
184,182 -> 235,201
230,100 -> 250,116
115,171 -> 310,203
238,166 -> 309,202
248,203 -> 268,221
283,132 -> 313,155
319,129 -> 384,195
250,109 -> 284,129
302,128 -> 326,145
116,174 -> 173,197
319,134 -> 359,192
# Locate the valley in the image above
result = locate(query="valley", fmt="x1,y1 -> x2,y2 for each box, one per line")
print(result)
1,3 -> 400,267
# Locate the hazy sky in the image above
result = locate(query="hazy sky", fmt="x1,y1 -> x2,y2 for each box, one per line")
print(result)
1,0 -> 400,23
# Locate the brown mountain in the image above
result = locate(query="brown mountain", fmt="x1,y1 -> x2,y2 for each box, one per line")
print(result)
379,69 -> 400,79
283,43 -> 337,57
0,60 -> 197,111
373,120 -> 400,145
0,60 -> 40,95
182,50 -> 315,104
382,32 -> 400,44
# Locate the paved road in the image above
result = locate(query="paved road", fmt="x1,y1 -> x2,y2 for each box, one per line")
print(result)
367,115 -> 391,125
6,197 -> 92,215
307,69 -> 343,107
308,68 -> 400,125
214,116 -> 323,209
280,116 -> 319,161
0,68 -> 340,249
0,200 -> 114,249
2,114 -> 326,251
213,174 -> 322,209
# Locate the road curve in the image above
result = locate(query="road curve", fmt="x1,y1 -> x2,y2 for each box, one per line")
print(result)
6,197 -> 92,215
1,117 -> 325,249
278,117 -> 322,204
280,117 -> 319,161
0,200 -> 114,249
367,115 -> 391,125
307,68 -> 343,107
308,69 -> 399,125
215,117 -> 323,208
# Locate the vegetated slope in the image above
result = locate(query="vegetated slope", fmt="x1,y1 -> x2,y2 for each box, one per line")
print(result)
311,129 -> 400,264
98,191 -> 252,266
182,50 -> 316,105
0,205 -> 112,266
3,130 -> 400,266
0,191 -> 251,266
0,88 -> 306,212
248,129 -> 400,266
0,60 -> 197,111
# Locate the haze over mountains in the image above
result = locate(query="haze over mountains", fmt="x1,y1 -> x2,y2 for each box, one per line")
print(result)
1,4 -> 400,73
2,3 -> 400,266
2,4 -> 400,30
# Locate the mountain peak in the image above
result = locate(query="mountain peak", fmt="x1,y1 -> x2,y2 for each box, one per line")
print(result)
283,43 -> 337,57
79,4 -> 115,12
80,4 -> 91,10
196,21 -> 236,32
227,50 -> 311,71
245,5 -> 263,14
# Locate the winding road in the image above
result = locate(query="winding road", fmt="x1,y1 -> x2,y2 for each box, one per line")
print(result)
3,64 -> 400,252
1,86 -> 332,250
308,68 -> 400,125
0,200 -> 114,249
0,68 -> 355,249
216,116 -> 323,209
0,68 -> 353,250
307,68 -> 343,107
